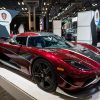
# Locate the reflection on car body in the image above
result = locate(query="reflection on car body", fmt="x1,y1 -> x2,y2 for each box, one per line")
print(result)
0,32 -> 100,93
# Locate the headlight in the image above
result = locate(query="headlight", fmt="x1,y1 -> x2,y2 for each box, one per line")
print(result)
65,60 -> 92,71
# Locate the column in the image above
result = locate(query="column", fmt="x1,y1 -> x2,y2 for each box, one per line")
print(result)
28,7 -> 31,31
32,7 -> 36,31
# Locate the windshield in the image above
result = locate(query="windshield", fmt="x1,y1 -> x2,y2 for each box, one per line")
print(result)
28,36 -> 73,48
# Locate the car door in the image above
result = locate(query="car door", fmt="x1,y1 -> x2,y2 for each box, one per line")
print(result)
0,36 -> 31,70
0,38 -> 22,69
12,36 -> 31,69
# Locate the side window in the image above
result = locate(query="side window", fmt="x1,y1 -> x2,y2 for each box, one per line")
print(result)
16,37 -> 27,46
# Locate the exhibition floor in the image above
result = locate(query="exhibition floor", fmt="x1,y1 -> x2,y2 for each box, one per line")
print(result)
0,86 -> 15,100
0,64 -> 16,100
0,60 -> 100,100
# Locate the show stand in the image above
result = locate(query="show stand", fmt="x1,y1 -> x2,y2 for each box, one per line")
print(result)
0,59 -> 77,100
0,59 -> 100,100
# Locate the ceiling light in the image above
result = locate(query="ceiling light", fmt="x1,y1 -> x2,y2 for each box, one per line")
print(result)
44,2 -> 46,5
92,4 -> 95,6
46,8 -> 48,10
92,3 -> 97,6
65,7 -> 68,10
95,4 -> 97,6
22,8 -> 24,10
58,13 -> 60,16
18,2 -> 20,5
22,2 -> 24,5
25,8 -> 27,10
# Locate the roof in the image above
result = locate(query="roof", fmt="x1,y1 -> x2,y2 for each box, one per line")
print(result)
16,32 -> 40,37
16,32 -> 54,37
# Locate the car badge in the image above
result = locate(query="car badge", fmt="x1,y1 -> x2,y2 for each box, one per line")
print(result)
1,13 -> 7,20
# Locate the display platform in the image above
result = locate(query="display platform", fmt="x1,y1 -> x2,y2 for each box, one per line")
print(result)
0,59 -> 100,100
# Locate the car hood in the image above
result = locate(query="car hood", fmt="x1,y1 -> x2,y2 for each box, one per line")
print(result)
70,45 -> 100,64
44,45 -> 100,65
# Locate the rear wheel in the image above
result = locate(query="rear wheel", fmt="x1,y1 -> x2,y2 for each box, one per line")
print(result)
32,58 -> 57,92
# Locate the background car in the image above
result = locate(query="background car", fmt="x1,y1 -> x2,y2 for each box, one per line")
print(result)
0,32 -> 100,93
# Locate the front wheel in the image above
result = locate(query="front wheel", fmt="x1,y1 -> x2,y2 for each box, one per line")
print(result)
32,58 -> 57,92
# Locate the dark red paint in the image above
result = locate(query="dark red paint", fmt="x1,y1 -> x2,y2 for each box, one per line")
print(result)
0,32 -> 100,92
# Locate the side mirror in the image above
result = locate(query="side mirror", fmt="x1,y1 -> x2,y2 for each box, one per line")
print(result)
9,39 -> 17,45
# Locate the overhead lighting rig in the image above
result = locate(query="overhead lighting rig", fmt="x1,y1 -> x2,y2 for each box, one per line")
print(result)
41,1 -> 50,17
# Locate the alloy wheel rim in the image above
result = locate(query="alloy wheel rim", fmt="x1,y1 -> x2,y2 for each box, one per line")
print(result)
33,62 -> 53,88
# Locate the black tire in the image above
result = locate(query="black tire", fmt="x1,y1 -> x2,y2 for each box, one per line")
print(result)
0,53 -> 10,61
32,58 -> 57,92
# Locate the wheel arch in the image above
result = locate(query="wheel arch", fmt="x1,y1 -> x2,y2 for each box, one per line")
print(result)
30,56 -> 56,75
30,56 -> 58,92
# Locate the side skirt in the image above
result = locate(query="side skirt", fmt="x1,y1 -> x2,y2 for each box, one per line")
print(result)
0,59 -> 30,75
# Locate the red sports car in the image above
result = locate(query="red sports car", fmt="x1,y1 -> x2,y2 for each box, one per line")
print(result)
0,32 -> 100,92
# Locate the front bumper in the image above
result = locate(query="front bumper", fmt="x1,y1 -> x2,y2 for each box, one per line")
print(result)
84,75 -> 100,87
58,74 -> 100,91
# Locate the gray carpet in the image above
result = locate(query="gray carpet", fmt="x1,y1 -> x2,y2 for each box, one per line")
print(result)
0,86 -> 16,100
0,63 -> 16,100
